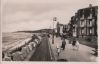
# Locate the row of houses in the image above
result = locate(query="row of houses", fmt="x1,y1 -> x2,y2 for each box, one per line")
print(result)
56,4 -> 98,40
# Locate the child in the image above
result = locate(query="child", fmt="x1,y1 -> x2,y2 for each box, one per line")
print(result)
76,40 -> 80,50
56,44 -> 61,56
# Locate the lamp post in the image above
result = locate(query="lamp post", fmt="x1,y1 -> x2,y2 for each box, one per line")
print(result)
52,17 -> 57,44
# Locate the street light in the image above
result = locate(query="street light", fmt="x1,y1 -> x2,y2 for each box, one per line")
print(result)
52,17 -> 57,44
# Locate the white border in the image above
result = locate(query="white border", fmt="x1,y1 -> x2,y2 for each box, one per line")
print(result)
0,0 -> 100,64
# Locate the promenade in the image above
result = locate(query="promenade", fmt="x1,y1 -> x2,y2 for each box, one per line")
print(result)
49,36 -> 97,62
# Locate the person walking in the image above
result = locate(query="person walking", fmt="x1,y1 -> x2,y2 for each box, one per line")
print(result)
72,38 -> 76,50
61,38 -> 66,50
72,38 -> 80,50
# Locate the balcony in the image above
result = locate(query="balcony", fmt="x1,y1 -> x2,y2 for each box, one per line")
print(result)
87,22 -> 92,27
80,24 -> 84,27
80,17 -> 84,21
87,14 -> 93,19
80,21 -> 85,27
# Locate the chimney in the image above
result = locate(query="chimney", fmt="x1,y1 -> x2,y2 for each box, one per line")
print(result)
89,4 -> 92,8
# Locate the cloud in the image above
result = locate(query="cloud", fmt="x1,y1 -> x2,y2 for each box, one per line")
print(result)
1,0 -> 98,32
3,19 -> 53,32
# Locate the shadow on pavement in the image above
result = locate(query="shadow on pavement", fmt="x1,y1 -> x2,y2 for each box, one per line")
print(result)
57,59 -> 68,61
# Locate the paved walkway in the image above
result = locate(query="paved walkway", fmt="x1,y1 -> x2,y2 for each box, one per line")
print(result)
49,36 -> 98,62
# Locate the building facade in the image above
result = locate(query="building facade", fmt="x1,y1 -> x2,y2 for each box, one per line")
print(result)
67,5 -> 98,39
77,5 -> 98,38
56,5 -> 98,39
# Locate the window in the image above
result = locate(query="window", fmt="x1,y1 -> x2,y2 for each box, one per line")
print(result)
80,29 -> 81,35
92,19 -> 95,26
82,14 -> 84,19
90,29 -> 92,35
84,28 -> 86,35
84,20 -> 86,26
92,28 -> 94,35
86,20 -> 89,27
87,29 -> 89,35
90,21 -> 92,26
89,14 -> 92,19
82,28 -> 84,34
80,20 -> 84,27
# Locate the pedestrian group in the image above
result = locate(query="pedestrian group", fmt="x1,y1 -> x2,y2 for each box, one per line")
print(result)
56,36 -> 80,57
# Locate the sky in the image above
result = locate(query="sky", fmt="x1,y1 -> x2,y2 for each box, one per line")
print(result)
1,0 -> 98,32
